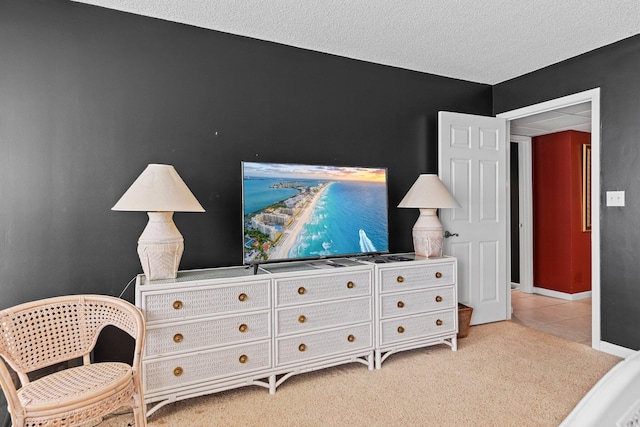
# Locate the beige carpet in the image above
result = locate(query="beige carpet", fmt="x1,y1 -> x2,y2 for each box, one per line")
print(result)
98,321 -> 621,427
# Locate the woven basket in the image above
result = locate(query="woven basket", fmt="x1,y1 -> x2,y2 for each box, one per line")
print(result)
457,303 -> 473,339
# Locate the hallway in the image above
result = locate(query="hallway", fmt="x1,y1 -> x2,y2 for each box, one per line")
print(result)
511,290 -> 592,345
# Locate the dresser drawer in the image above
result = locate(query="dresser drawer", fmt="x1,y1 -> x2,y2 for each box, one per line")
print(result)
379,263 -> 454,293
141,280 -> 271,322
143,340 -> 271,394
276,323 -> 372,366
379,308 -> 456,345
276,297 -> 372,336
145,311 -> 271,357
275,271 -> 371,307
380,286 -> 455,319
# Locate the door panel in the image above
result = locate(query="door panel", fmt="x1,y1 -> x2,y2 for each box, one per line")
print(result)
480,241 -> 498,301
449,242 -> 471,303
451,159 -> 471,222
480,160 -> 499,222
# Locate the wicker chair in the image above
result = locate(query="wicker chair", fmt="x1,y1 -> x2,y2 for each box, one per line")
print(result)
0,295 -> 147,427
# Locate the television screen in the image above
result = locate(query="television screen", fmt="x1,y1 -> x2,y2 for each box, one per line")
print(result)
242,162 -> 389,264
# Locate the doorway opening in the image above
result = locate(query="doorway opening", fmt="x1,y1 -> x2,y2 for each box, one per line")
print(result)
497,88 -> 601,351
509,122 -> 592,345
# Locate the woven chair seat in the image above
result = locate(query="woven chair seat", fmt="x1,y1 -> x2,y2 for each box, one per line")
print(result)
0,295 -> 147,426
19,362 -> 132,411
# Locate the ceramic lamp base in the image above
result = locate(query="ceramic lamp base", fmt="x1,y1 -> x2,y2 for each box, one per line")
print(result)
412,227 -> 443,258
137,211 -> 184,280
411,208 -> 444,258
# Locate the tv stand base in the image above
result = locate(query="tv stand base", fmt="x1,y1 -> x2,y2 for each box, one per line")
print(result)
135,254 -> 457,418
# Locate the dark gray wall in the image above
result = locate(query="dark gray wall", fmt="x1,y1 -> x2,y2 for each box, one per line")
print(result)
494,35 -> 640,350
0,0 -> 491,307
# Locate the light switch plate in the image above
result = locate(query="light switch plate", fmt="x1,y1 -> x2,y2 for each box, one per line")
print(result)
606,191 -> 625,207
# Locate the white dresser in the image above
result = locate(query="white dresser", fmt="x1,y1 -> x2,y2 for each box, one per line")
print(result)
371,254 -> 458,368
265,260 -> 374,388
136,266 -> 274,416
135,259 -> 375,416
135,255 -> 456,416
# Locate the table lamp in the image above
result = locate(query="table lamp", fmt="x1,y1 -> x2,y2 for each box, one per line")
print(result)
398,174 -> 459,258
112,164 -> 205,280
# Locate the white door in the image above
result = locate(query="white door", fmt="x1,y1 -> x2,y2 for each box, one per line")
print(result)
438,111 -> 508,325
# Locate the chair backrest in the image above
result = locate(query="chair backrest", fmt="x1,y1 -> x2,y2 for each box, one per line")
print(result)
0,295 -> 143,382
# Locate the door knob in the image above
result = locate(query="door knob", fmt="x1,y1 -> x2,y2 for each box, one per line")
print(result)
444,230 -> 459,238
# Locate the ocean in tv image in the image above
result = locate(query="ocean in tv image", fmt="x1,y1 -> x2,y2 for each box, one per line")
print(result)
243,162 -> 389,263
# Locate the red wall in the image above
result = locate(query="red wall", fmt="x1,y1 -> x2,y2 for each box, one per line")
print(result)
533,130 -> 591,294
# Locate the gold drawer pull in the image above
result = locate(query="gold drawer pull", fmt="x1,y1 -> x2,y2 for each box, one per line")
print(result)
397,301 -> 405,308
346,281 -> 355,289
347,334 -> 355,343
435,295 -> 443,303
238,293 -> 248,302
298,343 -> 307,352
173,367 -> 183,377
397,326 -> 405,334
298,287 -> 306,295
238,324 -> 248,333
436,319 -> 443,326
396,276 -> 405,283
173,333 -> 183,343
298,315 -> 307,323
172,300 -> 183,310
239,354 -> 248,364
435,272 -> 443,279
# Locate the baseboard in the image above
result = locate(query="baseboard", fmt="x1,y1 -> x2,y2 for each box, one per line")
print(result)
598,340 -> 636,359
533,287 -> 592,301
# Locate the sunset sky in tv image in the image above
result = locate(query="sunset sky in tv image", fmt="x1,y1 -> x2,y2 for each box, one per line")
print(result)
243,162 -> 387,182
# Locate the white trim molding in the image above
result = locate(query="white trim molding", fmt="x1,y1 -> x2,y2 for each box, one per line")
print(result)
498,88 -> 621,355
533,287 -> 592,301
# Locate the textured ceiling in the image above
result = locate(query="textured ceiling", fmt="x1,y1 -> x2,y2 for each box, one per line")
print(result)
72,0 -> 640,84
510,103 -> 591,137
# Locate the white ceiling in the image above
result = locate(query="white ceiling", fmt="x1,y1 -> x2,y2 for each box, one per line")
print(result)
510,103 -> 591,137
72,0 -> 640,85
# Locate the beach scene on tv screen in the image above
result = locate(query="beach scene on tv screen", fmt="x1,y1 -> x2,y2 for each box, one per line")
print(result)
243,162 -> 389,263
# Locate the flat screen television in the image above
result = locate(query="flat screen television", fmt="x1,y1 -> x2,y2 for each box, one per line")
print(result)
242,161 -> 389,265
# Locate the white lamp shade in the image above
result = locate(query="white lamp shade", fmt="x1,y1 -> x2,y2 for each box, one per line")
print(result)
112,164 -> 205,212
397,174 -> 459,209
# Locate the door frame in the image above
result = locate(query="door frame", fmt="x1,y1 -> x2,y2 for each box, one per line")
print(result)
510,135 -> 533,295
497,88 -> 602,351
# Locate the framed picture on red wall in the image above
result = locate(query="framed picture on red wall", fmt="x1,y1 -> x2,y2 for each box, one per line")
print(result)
582,144 -> 592,232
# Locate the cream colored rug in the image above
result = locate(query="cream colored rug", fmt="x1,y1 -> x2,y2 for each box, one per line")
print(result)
99,321 -> 621,427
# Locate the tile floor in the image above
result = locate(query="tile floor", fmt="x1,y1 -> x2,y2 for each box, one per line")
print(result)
510,289 -> 592,345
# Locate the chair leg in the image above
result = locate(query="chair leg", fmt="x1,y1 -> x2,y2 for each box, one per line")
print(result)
12,415 -> 25,427
133,407 -> 147,427
132,393 -> 147,427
